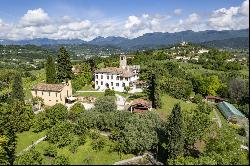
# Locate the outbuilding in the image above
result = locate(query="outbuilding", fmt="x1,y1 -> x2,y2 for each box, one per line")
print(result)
217,101 -> 245,123
129,99 -> 152,113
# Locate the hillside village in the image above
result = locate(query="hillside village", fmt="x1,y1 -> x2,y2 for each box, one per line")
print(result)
0,41 -> 249,165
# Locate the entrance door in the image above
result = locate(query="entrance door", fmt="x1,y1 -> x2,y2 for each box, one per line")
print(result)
105,83 -> 109,88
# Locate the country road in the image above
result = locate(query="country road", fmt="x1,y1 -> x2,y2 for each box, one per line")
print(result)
115,94 -> 126,110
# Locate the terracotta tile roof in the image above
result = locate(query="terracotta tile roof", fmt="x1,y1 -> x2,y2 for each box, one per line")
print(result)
205,95 -> 224,100
95,67 -> 135,77
32,83 -> 65,92
130,99 -> 152,108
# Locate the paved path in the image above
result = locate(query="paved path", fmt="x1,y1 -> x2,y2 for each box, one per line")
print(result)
16,135 -> 47,157
113,152 -> 163,165
115,94 -> 126,110
113,154 -> 146,165
34,109 -> 44,114
213,109 -> 222,128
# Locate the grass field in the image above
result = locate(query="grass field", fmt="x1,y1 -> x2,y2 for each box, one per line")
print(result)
75,91 -> 104,98
35,136 -> 133,165
157,95 -> 197,120
17,131 -> 134,165
16,129 -> 46,153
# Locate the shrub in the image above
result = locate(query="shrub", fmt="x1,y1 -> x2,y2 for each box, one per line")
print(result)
51,155 -> 69,165
89,130 -> 100,140
94,96 -> 116,112
46,121 -> 74,148
43,145 -> 57,157
69,140 -> 79,153
14,149 -> 43,165
70,102 -> 85,114
104,89 -> 115,96
46,103 -> 68,125
78,135 -> 86,145
193,94 -> 203,104
32,111 -> 51,132
91,137 -> 106,151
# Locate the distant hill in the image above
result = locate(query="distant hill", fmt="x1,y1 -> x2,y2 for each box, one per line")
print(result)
0,29 -> 248,50
0,38 -> 85,45
88,36 -> 130,46
200,37 -> 249,49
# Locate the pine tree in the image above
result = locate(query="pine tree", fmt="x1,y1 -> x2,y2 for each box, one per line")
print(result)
56,47 -> 73,82
45,55 -> 57,83
166,103 -> 184,159
11,73 -> 24,102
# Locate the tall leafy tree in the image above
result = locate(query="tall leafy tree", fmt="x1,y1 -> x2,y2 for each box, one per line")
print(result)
11,73 -> 24,102
56,47 -> 73,82
0,104 -> 17,165
94,96 -> 116,112
0,135 -> 9,165
45,55 -> 57,83
147,74 -> 162,109
165,103 -> 184,160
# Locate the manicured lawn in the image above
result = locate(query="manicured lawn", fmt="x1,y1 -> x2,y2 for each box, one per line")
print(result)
34,136 -> 134,165
80,84 -> 95,91
126,92 -> 147,102
157,95 -> 197,120
16,129 -> 46,153
75,91 -> 104,98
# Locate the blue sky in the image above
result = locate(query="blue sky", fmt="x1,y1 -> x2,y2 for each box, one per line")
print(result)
0,0 -> 248,40
0,0 -> 244,21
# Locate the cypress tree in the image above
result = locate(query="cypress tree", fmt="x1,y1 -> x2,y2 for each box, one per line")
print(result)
45,55 -> 57,83
148,74 -> 162,108
166,103 -> 184,159
11,73 -> 24,102
56,47 -> 73,82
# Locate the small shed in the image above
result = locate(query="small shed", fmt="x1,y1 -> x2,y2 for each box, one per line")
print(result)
129,99 -> 152,113
205,95 -> 224,103
217,101 -> 245,123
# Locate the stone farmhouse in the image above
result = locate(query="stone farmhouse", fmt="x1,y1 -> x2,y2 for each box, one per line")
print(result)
31,81 -> 73,106
94,55 -> 142,93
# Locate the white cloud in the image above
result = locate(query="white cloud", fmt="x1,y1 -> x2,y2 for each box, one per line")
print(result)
19,8 -> 51,27
239,0 -> 249,16
174,9 -> 182,16
60,20 -> 91,31
208,0 -> 249,30
0,1 -> 249,40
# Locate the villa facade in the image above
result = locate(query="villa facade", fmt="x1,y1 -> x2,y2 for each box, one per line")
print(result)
94,55 -> 141,93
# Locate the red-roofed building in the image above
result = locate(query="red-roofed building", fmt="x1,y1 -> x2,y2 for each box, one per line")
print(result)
129,99 -> 152,113
205,95 -> 225,103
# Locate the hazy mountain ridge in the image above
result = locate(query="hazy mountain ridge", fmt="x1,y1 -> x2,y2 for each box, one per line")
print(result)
0,29 -> 248,50
200,37 -> 249,49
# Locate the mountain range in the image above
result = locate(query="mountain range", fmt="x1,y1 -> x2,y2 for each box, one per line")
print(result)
0,29 -> 248,50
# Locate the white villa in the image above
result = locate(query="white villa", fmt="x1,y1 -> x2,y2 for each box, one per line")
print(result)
198,49 -> 209,54
94,55 -> 142,93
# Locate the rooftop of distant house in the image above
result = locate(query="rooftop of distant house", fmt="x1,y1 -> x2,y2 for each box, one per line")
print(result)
205,95 -> 225,101
130,99 -> 152,108
95,67 -> 135,77
32,83 -> 66,92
